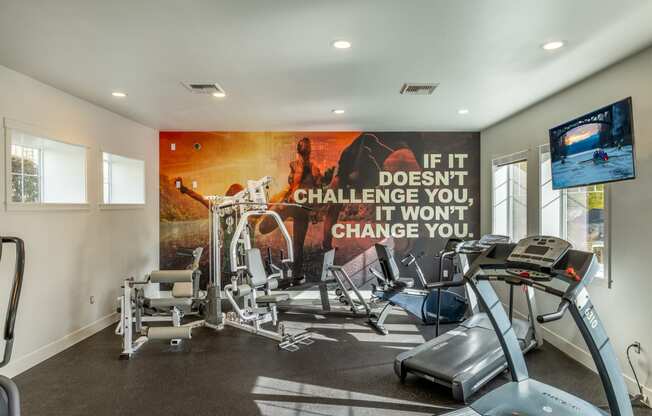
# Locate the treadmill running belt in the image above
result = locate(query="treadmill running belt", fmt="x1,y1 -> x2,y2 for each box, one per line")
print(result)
404,326 -> 505,381
397,316 -> 531,401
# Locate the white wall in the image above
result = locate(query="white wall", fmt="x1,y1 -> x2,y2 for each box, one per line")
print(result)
0,64 -> 159,377
481,47 -> 652,397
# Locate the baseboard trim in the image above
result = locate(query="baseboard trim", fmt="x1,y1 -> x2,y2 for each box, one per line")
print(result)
506,303 -> 651,400
0,312 -> 119,378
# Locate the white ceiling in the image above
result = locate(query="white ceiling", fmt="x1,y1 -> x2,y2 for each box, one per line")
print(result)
1,0 -> 652,131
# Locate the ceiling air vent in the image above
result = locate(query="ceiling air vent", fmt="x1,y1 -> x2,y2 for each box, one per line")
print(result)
399,83 -> 438,95
181,82 -> 226,95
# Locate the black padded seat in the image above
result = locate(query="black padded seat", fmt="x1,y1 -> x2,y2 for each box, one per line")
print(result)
396,278 -> 414,288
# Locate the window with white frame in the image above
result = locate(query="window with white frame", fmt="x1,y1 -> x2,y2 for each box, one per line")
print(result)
492,152 -> 528,242
102,152 -> 145,204
8,128 -> 87,204
539,144 -> 607,280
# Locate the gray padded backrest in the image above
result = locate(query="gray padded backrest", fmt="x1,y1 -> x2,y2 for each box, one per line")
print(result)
246,249 -> 268,287
374,243 -> 400,282
150,269 -> 194,283
320,249 -> 336,282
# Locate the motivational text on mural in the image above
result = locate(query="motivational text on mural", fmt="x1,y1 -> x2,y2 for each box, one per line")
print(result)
293,153 -> 474,239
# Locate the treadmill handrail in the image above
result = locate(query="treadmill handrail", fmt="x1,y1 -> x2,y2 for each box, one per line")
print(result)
464,242 -> 633,416
537,300 -> 570,323
1,237 -> 25,368
475,273 -> 566,297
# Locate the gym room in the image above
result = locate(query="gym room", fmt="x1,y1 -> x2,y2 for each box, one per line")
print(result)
0,1 -> 651,415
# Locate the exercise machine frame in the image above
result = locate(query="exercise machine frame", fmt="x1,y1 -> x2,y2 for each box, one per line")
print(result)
275,248 -> 372,317
201,176 -> 312,351
443,236 -> 632,416
115,248 -> 203,359
0,237 -> 25,416
368,244 -> 467,335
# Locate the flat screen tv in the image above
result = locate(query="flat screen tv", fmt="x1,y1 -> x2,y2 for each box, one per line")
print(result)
548,97 -> 636,190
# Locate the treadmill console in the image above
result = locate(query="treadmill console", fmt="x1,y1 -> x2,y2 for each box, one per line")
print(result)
506,236 -> 571,280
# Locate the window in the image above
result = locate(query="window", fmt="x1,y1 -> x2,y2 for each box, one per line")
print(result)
492,152 -> 528,241
11,143 -> 41,202
8,128 -> 87,205
539,144 -> 607,280
102,152 -> 145,205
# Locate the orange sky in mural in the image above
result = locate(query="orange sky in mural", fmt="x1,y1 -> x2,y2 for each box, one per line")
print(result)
160,131 -> 361,196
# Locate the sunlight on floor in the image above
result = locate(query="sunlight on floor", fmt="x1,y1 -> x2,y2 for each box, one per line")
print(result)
252,376 -> 452,416
380,345 -> 415,351
346,332 -> 426,344
282,322 -> 420,332
278,319 -> 424,345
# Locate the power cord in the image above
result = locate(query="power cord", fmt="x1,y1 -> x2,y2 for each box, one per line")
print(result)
598,342 -> 648,410
626,341 -> 648,408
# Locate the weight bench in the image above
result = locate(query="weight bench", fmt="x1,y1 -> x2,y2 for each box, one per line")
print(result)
115,253 -> 202,359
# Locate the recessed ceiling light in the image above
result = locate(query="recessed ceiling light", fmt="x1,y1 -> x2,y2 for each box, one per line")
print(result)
458,108 -> 469,115
111,91 -> 127,98
332,40 -> 352,49
212,91 -> 226,98
542,41 -> 565,51
332,109 -> 345,114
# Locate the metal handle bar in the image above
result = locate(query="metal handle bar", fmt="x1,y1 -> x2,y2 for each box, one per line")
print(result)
537,299 -> 571,323
1,237 -> 25,368
475,274 -> 566,297
426,280 -> 466,290
401,251 -> 425,266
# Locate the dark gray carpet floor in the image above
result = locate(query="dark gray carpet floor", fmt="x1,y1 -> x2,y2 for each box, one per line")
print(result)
13,309 -> 651,416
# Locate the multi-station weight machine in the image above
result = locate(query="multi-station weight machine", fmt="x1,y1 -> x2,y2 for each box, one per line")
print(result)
116,176 -> 312,356
118,175 -> 374,356
201,176 -> 313,351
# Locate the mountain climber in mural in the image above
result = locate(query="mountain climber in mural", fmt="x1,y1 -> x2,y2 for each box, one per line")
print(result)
258,137 -> 330,282
259,133 -> 418,277
172,137 -> 326,284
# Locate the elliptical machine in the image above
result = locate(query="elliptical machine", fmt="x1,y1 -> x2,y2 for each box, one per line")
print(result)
0,237 -> 26,416
368,243 -> 467,335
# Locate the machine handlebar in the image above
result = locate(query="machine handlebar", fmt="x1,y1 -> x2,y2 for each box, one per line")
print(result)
537,299 -> 571,323
1,237 -> 25,368
401,251 -> 425,266
426,280 -> 466,290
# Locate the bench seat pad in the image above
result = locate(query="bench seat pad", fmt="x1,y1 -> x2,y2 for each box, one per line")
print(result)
146,297 -> 193,308
256,294 -> 289,304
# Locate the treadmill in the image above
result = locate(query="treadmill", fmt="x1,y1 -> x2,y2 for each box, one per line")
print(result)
394,234 -> 543,402
0,237 -> 25,416
443,236 -> 633,416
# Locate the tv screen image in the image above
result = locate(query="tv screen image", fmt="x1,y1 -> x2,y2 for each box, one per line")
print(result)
548,97 -> 636,189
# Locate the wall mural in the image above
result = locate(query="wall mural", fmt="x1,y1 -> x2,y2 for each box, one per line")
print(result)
160,131 -> 481,286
